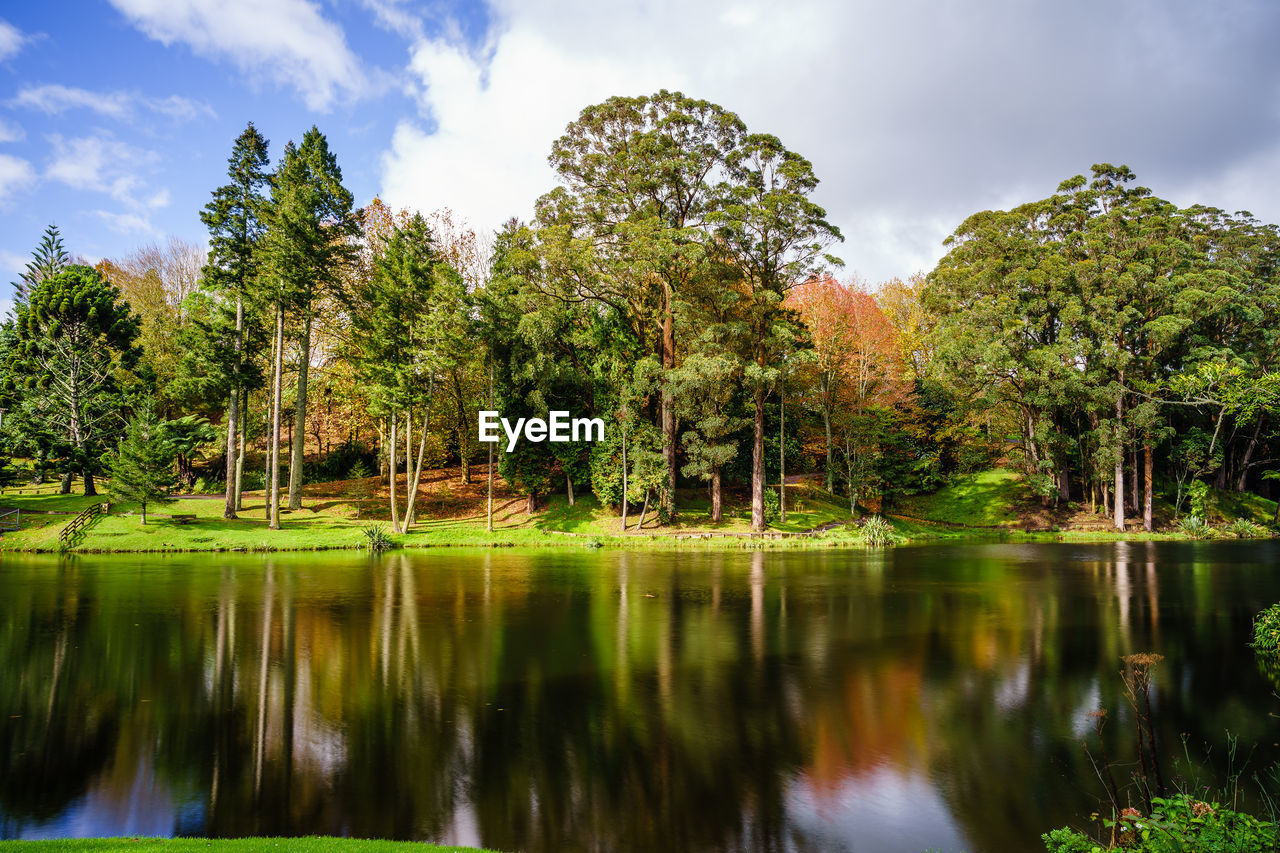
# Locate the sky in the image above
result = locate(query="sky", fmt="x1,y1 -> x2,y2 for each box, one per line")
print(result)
2,0 -> 1280,314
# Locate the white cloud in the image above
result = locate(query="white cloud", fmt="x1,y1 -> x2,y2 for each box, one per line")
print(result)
108,0 -> 368,110
0,154 -> 35,203
0,249 -> 27,278
380,0 -> 1280,283
45,134 -> 162,211
361,0 -> 423,40
12,84 -> 215,121
0,19 -> 25,62
90,209 -> 160,237
0,119 -> 23,143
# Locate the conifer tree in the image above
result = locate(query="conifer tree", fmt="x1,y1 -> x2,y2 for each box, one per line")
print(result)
12,224 -> 70,305
108,400 -> 176,525
201,123 -> 270,520
263,127 -> 359,519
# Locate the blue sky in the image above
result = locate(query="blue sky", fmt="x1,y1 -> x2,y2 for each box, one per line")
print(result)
2,0 -> 1280,312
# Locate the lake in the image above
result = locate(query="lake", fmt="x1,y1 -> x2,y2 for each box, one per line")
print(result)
1,541 -> 1278,852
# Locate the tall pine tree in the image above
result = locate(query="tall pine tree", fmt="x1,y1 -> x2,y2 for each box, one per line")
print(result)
201,123 -> 270,519
263,127 -> 358,521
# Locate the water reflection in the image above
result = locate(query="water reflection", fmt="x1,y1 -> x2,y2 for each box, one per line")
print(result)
1,542 -> 1278,852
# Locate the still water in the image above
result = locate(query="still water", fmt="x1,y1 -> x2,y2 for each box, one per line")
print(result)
1,542 -> 1278,852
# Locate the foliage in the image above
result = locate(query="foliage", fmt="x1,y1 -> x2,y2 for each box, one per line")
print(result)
361,523 -> 394,552
11,224 -> 69,304
6,265 -> 141,494
1177,516 -> 1214,539
106,400 -> 176,524
762,486 -> 780,523
1228,518 -> 1266,539
1251,603 -> 1280,653
1043,794 -> 1276,852
1188,480 -> 1210,521
859,515 -> 897,547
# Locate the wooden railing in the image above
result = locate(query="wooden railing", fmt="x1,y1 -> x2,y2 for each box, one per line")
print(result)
59,502 -> 108,549
0,508 -> 18,533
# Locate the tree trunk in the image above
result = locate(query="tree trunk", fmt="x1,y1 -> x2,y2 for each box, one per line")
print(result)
224,294 -> 243,520
660,285 -> 676,521
235,386 -> 246,512
141,500 -> 147,525
389,411 -> 400,534
750,385 -> 766,532
823,402 -> 834,493
1130,449 -> 1139,513
287,314 -> 311,511
59,473 -> 71,495
566,473 -> 574,506
486,362 -> 494,533
402,401 -> 431,531
83,469 -> 96,497
620,411 -> 628,532
453,369 -> 470,485
268,304 -> 284,530
635,488 -> 649,532
1235,418 -> 1264,492
779,372 -> 786,524
1114,385 -> 1125,532
1057,467 -> 1070,503
224,386 -> 239,519
711,468 -> 722,523
527,491 -> 537,514
1143,441 -> 1154,532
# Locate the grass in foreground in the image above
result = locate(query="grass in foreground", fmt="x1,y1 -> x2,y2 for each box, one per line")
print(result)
0,840 -> 493,852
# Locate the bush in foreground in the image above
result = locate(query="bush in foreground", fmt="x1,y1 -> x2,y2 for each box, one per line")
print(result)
1043,794 -> 1276,852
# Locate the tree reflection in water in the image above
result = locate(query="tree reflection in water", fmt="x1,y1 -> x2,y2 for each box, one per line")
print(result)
0,541 -> 1278,851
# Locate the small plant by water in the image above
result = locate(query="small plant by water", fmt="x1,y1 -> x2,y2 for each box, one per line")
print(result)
362,523 -> 394,552
1228,518 -> 1267,539
859,515 -> 896,547
1043,793 -> 1277,852
1177,516 -> 1214,539
1251,603 -> 1280,653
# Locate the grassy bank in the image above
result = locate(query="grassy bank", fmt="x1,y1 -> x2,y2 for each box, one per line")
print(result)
0,840 -> 494,852
0,467 -> 1271,554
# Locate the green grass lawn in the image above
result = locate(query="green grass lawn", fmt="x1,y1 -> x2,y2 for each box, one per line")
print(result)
0,839 -> 494,852
895,468 -> 1029,527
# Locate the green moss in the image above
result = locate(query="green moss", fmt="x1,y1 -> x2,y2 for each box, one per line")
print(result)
896,468 -> 1029,527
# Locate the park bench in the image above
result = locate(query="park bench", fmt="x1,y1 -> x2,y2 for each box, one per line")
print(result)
170,514 -> 197,525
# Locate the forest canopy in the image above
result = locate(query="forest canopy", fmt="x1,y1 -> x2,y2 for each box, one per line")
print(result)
2,96 -> 1277,535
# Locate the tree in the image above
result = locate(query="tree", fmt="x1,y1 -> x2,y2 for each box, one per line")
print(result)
540,90 -> 747,520
262,127 -> 359,523
6,266 -> 141,496
200,123 -> 271,519
107,401 -> 176,524
12,224 -> 69,305
717,133 -> 842,531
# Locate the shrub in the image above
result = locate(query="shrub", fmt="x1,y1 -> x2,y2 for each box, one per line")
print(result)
1177,516 -> 1214,539
1043,794 -> 1277,852
859,515 -> 897,547
1251,603 -> 1280,653
1188,479 -> 1210,520
1229,517 -> 1266,539
762,487 -> 780,523
362,523 -> 394,552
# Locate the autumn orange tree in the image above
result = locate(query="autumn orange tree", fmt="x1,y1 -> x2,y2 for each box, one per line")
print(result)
789,275 -> 901,505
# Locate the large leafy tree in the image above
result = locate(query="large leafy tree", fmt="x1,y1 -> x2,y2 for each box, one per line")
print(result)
717,133 -> 842,530
201,123 -> 271,519
262,127 -> 359,524
6,266 -> 141,495
539,90 -> 746,519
